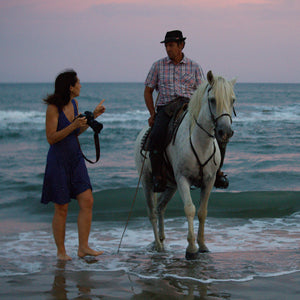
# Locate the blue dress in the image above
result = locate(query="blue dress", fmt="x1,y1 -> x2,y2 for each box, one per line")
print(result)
41,99 -> 92,204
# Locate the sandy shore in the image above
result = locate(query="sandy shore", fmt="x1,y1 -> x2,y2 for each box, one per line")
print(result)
1,266 -> 299,299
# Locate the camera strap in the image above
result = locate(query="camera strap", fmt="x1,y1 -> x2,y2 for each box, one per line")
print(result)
76,133 -> 100,164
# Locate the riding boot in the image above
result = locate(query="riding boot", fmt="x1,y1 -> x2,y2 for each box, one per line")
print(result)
150,150 -> 166,192
214,142 -> 229,189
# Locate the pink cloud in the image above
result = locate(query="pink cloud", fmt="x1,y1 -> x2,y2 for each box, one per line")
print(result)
0,0 -> 299,82
0,0 -> 275,12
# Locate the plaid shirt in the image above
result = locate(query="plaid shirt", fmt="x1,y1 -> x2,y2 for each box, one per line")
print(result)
145,54 -> 204,106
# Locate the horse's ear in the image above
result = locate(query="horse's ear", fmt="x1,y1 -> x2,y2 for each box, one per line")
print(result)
230,77 -> 237,86
207,70 -> 214,85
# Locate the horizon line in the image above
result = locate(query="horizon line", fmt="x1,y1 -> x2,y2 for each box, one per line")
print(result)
0,81 -> 299,85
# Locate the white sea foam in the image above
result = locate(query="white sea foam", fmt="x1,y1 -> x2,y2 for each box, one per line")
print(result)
0,109 -> 149,132
101,110 -> 148,123
1,103 -> 299,131
162,273 -> 255,283
258,270 -> 300,278
0,110 -> 44,122
236,105 -> 300,123
0,109 -> 148,125
0,215 -> 299,280
1,215 -> 299,260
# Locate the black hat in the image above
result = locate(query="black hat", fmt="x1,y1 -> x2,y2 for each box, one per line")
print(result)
160,30 -> 186,44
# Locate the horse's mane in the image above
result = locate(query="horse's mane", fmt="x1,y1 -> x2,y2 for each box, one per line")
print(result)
188,75 -> 235,131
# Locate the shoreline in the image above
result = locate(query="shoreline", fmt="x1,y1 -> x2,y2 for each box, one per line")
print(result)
1,268 -> 299,299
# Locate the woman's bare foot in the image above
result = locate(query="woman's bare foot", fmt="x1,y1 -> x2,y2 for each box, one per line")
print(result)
57,252 -> 72,261
78,246 -> 104,258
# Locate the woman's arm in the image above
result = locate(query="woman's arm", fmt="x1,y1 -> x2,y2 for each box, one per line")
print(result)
93,99 -> 106,119
74,99 -> 89,136
45,104 -> 86,144
75,99 -> 105,136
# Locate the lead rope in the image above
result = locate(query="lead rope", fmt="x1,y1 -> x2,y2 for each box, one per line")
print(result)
117,93 -> 159,254
117,155 -> 147,254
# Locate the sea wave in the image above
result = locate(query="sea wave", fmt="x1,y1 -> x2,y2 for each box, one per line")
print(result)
102,110 -> 148,123
235,106 -> 300,123
3,189 -> 299,220
0,109 -> 148,122
131,269 -> 300,284
1,103 -> 299,129
0,110 -> 44,125
83,189 -> 300,219
0,109 -> 148,131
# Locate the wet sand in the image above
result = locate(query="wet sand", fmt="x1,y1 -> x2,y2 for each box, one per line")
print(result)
1,266 -> 299,299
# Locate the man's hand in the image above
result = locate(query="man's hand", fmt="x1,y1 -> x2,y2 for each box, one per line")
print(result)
148,114 -> 155,127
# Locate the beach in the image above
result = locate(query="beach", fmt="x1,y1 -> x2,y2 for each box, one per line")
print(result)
1,193 -> 299,299
0,82 -> 299,299
1,256 -> 299,299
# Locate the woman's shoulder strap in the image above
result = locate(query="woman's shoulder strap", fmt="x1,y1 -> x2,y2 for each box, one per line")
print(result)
71,99 -> 78,116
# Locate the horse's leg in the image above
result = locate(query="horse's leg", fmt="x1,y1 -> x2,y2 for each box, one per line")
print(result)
197,179 -> 214,253
141,176 -> 164,252
177,177 -> 198,260
157,186 -> 177,244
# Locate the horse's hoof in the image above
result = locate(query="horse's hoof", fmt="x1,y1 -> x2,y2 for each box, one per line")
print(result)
198,248 -> 209,253
185,251 -> 200,260
198,244 -> 209,253
198,246 -> 209,253
147,241 -> 164,252
156,246 -> 165,252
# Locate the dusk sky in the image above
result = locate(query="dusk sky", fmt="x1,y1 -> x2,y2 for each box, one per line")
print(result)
0,0 -> 299,83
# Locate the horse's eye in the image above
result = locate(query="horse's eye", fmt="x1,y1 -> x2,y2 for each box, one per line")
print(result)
210,98 -> 216,105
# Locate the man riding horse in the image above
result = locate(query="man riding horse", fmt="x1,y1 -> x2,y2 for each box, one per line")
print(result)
144,30 -> 230,192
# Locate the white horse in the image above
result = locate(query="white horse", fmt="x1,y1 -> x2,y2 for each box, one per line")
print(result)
134,71 -> 236,259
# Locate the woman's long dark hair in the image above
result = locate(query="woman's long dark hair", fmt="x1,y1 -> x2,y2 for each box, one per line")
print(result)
44,69 -> 77,109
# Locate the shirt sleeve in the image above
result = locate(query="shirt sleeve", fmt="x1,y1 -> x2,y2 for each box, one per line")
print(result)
144,61 -> 159,90
195,63 -> 205,87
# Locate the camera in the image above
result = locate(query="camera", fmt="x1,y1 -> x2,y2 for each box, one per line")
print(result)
78,111 -> 103,134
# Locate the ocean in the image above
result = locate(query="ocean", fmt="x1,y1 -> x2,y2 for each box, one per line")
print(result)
0,82 -> 299,299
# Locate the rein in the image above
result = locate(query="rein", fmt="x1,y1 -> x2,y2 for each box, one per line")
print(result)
189,136 -> 216,169
189,124 -> 217,186
117,93 -> 160,254
193,118 -> 215,138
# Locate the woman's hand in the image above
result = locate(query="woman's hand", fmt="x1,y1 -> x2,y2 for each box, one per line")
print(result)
73,115 -> 87,129
93,99 -> 106,118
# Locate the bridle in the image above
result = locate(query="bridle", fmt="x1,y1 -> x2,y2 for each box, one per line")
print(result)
194,84 -> 236,138
189,84 -> 236,181
207,86 -> 235,125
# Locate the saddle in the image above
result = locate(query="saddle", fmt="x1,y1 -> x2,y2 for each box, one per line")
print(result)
140,102 -> 194,189
141,101 -> 188,152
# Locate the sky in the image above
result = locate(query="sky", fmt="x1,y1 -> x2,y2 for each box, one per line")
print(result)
0,0 -> 299,83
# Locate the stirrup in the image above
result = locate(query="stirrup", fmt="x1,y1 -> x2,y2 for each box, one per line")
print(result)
214,171 -> 229,189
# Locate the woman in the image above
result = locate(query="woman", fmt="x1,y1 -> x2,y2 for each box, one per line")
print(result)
41,70 -> 105,261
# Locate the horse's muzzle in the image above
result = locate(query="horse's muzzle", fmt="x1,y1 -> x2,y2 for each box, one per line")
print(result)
216,129 -> 234,143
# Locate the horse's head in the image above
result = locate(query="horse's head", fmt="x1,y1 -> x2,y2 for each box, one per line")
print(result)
206,70 -> 236,144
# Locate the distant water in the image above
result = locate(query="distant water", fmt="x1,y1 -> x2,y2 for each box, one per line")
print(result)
0,82 -> 299,288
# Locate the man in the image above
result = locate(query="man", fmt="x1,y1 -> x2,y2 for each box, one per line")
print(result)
144,30 -> 229,192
